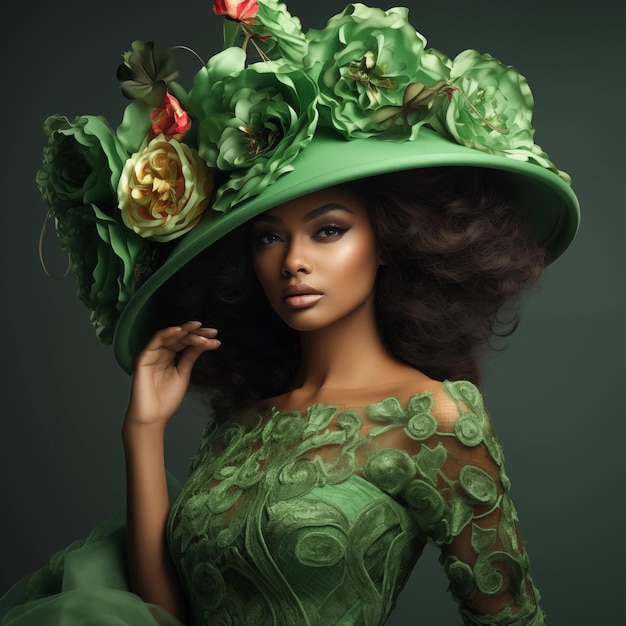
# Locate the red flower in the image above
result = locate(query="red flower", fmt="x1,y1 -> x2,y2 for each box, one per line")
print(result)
213,0 -> 259,24
150,94 -> 191,141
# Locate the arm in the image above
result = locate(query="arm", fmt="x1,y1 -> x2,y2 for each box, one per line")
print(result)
122,321 -> 220,621
400,381 -> 545,625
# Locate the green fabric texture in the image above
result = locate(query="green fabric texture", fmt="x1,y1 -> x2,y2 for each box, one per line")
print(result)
0,476 -> 184,626
168,380 -> 545,625
0,382 -> 544,625
0,515 -> 183,626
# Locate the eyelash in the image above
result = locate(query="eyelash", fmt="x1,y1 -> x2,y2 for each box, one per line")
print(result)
253,224 -> 349,246
255,232 -> 281,245
315,224 -> 349,239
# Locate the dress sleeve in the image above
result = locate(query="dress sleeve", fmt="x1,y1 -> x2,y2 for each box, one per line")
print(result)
398,380 -> 546,625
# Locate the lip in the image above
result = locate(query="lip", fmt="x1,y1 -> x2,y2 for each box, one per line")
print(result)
281,283 -> 323,309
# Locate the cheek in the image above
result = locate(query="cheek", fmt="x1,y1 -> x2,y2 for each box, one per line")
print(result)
331,238 -> 380,282
251,252 -> 279,299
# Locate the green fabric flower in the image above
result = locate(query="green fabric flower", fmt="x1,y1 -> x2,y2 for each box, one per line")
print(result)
190,561 -> 225,611
37,115 -> 127,211
442,556 -> 476,600
305,4 -> 447,139
335,410 -> 362,437
90,210 -> 155,343
188,47 -> 318,213
453,412 -> 484,447
36,115 -> 149,344
406,392 -> 434,415
117,136 -> 214,242
364,448 -> 415,495
459,465 -> 498,505
406,412 -> 438,441
49,203 -> 150,344
371,49 -> 452,140
474,557 -> 504,595
506,142 -> 572,184
251,0 -> 308,66
304,403 -> 338,437
404,478 -> 446,526
445,380 -> 484,415
295,531 -> 345,567
117,40 -> 179,107
265,412 -> 306,445
276,458 -> 319,499
429,49 -> 535,155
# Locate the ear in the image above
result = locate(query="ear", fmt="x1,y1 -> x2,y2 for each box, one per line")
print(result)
377,246 -> 389,266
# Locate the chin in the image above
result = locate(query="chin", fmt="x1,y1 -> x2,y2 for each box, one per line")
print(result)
279,315 -> 327,333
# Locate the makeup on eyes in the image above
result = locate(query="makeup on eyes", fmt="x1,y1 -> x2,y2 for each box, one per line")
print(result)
251,204 -> 354,246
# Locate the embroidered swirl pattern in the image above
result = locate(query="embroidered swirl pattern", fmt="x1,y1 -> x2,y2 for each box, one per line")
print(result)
168,380 -> 544,625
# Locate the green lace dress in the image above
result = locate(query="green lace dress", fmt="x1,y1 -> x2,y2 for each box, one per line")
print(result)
0,381 -> 545,625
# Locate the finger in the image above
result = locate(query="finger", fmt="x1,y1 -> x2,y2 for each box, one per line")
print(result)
144,325 -> 188,349
176,337 -> 221,379
146,324 -> 208,348
179,320 -> 203,330
135,324 -> 218,368
168,327 -> 218,352
155,333 -> 218,360
163,331 -> 221,358
191,327 -> 219,338
135,328 -> 194,369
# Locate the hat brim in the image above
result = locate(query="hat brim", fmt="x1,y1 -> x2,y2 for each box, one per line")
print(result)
113,127 -> 580,373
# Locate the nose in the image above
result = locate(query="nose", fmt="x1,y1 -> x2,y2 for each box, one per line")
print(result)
281,237 -> 311,277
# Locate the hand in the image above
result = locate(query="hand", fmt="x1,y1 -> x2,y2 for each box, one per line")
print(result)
124,321 -> 220,429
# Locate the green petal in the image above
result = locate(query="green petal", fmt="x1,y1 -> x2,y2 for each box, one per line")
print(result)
116,102 -> 152,154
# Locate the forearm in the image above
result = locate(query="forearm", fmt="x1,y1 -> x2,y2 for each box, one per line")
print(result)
122,422 -> 186,621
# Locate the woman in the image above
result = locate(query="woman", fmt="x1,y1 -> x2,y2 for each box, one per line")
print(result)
0,1 -> 579,624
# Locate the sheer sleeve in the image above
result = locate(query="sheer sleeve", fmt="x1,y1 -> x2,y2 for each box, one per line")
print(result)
397,380 -> 545,625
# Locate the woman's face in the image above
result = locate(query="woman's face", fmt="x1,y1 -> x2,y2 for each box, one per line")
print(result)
250,186 -> 383,332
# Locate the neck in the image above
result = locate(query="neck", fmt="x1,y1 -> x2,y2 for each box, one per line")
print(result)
291,296 -> 401,394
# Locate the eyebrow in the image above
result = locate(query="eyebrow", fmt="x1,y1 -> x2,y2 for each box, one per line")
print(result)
252,203 -> 354,225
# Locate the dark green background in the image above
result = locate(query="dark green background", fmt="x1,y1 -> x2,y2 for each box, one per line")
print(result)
0,1 -> 623,623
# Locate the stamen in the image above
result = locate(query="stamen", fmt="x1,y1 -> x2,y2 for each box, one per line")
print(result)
449,81 -> 509,134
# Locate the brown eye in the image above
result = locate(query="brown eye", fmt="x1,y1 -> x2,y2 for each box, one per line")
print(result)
316,225 -> 348,239
252,231 -> 282,246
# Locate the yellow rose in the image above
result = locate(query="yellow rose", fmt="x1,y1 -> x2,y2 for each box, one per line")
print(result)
118,137 -> 214,242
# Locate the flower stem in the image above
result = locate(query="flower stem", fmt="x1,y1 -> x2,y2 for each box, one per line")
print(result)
171,45 -> 206,68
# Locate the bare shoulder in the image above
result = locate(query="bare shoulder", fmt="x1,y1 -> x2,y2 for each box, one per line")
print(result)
395,369 -> 442,398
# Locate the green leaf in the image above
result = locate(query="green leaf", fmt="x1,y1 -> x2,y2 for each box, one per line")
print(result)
470,523 -> 496,556
450,498 -> 474,536
415,442 -> 447,486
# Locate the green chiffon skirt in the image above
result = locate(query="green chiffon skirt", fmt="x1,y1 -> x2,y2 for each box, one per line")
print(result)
0,477 -> 184,625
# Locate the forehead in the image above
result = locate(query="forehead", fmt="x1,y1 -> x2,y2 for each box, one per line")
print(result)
262,185 -> 367,220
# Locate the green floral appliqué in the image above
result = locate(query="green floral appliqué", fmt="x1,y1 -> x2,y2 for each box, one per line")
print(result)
168,380 -> 545,625
459,465 -> 498,505
454,412 -> 484,447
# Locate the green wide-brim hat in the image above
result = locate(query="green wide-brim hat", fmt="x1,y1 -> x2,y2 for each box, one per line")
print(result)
113,126 -> 580,373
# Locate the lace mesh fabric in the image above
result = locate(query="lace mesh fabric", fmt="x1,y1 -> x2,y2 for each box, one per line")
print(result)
168,380 -> 545,626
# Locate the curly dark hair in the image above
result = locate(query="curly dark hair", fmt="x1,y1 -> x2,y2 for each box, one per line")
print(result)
161,166 -> 547,418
